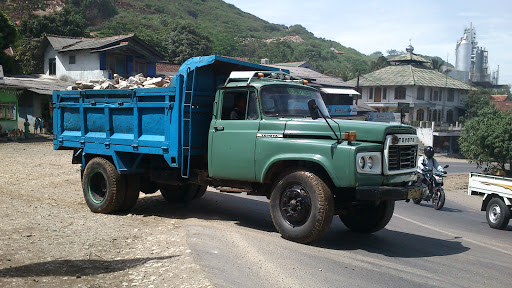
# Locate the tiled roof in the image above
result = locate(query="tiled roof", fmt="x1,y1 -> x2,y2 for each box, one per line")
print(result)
156,63 -> 181,73
388,52 -> 431,63
346,65 -> 474,90
492,101 -> 512,112
491,95 -> 509,102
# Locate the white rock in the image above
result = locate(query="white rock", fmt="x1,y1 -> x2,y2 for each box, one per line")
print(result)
143,77 -> 164,87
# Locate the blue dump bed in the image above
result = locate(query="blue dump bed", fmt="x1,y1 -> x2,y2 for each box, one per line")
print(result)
53,56 -> 280,175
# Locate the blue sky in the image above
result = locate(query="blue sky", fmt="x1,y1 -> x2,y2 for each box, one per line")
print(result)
224,0 -> 512,87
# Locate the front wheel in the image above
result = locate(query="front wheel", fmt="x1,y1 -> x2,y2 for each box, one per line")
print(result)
340,200 -> 395,233
412,198 -> 422,204
269,170 -> 334,244
432,188 -> 445,210
486,198 -> 511,230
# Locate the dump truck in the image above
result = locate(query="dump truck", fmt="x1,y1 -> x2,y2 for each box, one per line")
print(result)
468,172 -> 512,229
53,55 -> 421,243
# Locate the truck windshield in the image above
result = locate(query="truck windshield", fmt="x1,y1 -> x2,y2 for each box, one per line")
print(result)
260,85 -> 330,118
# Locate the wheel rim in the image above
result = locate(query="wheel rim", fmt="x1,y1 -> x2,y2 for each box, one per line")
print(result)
279,184 -> 312,227
489,204 -> 501,224
432,189 -> 441,207
88,170 -> 107,204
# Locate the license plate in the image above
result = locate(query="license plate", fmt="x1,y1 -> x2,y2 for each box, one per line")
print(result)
407,187 -> 421,199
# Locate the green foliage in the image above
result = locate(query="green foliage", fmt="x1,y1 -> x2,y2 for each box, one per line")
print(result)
15,37 -> 44,74
20,5 -> 85,38
369,56 -> 389,72
0,11 -> 17,50
68,0 -> 117,23
161,23 -> 212,64
459,105 -> 512,173
431,57 -> 445,72
462,88 -> 492,119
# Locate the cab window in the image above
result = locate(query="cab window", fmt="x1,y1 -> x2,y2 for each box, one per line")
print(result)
221,90 -> 258,120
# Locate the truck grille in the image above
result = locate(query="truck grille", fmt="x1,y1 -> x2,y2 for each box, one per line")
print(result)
387,145 -> 417,171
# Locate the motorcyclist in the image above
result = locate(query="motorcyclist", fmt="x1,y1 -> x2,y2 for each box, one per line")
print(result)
416,146 -> 445,190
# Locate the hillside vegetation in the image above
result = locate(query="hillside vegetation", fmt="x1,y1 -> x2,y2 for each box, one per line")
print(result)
1,0 -> 439,80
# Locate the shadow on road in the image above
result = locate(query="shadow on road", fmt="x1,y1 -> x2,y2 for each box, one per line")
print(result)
0,256 -> 177,278
315,224 -> 470,258
130,191 -> 470,258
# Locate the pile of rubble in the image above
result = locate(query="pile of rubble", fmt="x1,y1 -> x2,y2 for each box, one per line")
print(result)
66,74 -> 172,90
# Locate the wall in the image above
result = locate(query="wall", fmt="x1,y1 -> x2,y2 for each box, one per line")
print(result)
44,46 -> 104,81
416,127 -> 433,147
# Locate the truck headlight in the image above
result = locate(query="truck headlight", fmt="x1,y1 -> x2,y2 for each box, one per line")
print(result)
356,152 -> 382,174
358,156 -> 366,169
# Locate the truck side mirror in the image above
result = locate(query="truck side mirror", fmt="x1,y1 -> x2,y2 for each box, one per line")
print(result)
308,99 -> 319,120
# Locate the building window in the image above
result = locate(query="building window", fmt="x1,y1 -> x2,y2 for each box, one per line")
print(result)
49,58 -> 56,75
394,86 -> 406,100
106,55 -> 127,77
438,90 -> 443,102
69,55 -> 76,64
417,109 -> 424,121
448,89 -> 454,102
446,109 -> 454,123
433,90 -> 439,102
432,110 -> 438,122
429,88 -> 433,101
369,88 -> 373,100
383,87 -> 387,99
136,61 -> 147,76
417,87 -> 425,100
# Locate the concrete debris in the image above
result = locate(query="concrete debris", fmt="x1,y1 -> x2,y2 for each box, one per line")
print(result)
66,74 -> 172,91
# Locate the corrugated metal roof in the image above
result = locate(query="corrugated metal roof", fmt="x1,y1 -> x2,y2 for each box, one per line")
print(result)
46,35 -> 82,51
0,75 -> 71,95
57,34 -> 134,52
346,65 -> 474,90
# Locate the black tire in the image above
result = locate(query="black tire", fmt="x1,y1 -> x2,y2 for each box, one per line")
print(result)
119,175 -> 140,212
140,178 -> 159,194
432,188 -> 445,210
82,157 -> 125,213
412,198 -> 422,204
340,200 -> 395,233
269,170 -> 334,244
160,184 -> 207,203
486,198 -> 511,230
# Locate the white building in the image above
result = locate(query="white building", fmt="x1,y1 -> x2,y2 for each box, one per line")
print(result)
41,34 -> 166,82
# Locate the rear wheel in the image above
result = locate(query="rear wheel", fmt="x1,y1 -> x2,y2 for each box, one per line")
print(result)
269,170 -> 334,244
412,198 -> 422,204
119,175 -> 140,211
82,157 -> 125,213
160,184 -> 207,203
340,200 -> 395,233
486,198 -> 511,230
432,188 -> 445,210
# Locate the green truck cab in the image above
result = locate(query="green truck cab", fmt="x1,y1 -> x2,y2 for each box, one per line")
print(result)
207,71 -> 420,243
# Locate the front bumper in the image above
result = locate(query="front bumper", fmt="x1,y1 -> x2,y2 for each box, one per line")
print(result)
355,185 -> 421,201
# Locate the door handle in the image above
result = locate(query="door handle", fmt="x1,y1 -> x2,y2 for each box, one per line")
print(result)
213,125 -> 224,131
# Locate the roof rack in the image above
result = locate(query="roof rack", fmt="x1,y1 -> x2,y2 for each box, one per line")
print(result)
224,71 -> 308,86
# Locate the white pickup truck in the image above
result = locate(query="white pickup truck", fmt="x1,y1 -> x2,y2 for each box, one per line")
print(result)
468,172 -> 512,229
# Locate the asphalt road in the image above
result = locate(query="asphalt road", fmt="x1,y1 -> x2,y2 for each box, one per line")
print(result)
435,158 -> 483,174
183,190 -> 511,288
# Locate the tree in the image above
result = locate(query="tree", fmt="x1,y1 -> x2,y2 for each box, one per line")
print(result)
68,0 -> 117,24
431,57 -> 445,72
386,49 -> 404,56
0,12 -> 17,50
162,22 -> 212,64
19,5 -> 85,38
459,105 -> 512,174
462,88 -> 492,120
369,56 -> 389,72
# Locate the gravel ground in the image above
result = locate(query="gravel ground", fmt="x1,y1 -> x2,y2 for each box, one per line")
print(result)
0,138 -> 483,287
0,137 -> 213,288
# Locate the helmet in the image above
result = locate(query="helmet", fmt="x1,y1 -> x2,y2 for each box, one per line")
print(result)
424,146 -> 434,159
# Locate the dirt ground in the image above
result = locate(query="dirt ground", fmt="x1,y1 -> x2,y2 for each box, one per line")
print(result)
0,138 -> 483,287
0,137 -> 213,288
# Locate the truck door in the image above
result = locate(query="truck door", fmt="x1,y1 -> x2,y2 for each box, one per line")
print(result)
209,89 -> 259,181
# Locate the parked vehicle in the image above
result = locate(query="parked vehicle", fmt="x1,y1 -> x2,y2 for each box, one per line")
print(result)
468,172 -> 512,229
412,164 -> 448,210
53,55 -> 421,243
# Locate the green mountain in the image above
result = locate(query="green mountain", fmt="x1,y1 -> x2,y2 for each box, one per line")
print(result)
1,0 -> 395,80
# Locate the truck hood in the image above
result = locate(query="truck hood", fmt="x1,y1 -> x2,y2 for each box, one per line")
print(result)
283,119 -> 416,143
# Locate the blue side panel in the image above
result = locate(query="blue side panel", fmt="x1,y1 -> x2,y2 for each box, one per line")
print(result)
126,55 -> 133,76
147,63 -> 156,77
53,55 -> 282,173
100,53 -> 106,70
